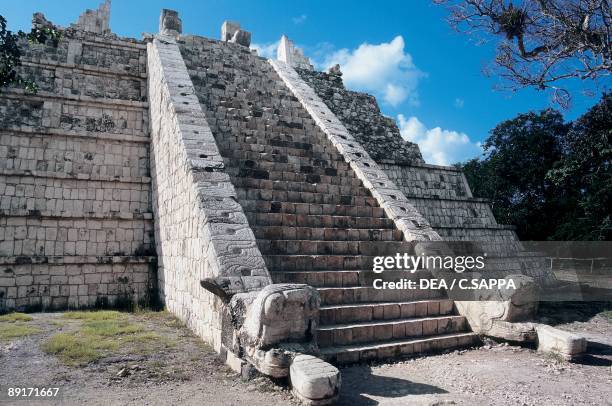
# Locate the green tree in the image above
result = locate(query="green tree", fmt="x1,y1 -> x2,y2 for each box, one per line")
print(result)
461,109 -> 570,240
0,15 -> 61,92
547,93 -> 612,240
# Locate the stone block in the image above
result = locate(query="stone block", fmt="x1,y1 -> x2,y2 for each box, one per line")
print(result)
290,355 -> 340,405
536,324 -> 587,360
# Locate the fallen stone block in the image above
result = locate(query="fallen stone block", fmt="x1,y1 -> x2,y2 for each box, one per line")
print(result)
290,354 -> 340,405
487,320 -> 537,342
536,324 -> 587,361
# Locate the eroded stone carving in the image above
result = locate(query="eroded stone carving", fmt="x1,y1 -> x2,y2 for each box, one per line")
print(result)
227,284 -> 320,377
159,9 -> 182,36
221,21 -> 241,41
71,0 -> 111,34
220,21 -> 251,47
277,35 -> 313,70
230,30 -> 251,47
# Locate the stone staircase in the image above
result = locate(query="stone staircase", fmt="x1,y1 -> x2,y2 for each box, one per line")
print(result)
179,36 -> 479,363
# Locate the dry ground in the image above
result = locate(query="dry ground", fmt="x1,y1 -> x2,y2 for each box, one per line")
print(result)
0,305 -> 611,406
0,311 -> 295,406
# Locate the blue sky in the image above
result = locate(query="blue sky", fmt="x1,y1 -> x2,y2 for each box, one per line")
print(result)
2,0 -> 605,165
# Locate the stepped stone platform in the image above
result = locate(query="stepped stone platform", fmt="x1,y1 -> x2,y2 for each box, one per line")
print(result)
0,6 -> 556,401
0,8 -> 155,311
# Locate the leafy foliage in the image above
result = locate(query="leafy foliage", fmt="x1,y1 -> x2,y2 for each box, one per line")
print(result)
547,92 -> 612,240
461,109 -> 570,240
461,93 -> 611,240
0,14 -> 61,93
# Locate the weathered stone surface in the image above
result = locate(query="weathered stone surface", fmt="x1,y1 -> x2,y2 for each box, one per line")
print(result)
454,275 -> 539,337
221,21 -> 241,42
296,66 -> 421,164
230,30 -> 251,47
0,6 -> 153,312
536,324 -> 587,360
487,320 -> 537,342
159,9 -> 182,36
270,59 -> 435,245
240,284 -> 320,349
71,0 -> 111,34
147,28 -> 271,351
290,355 -> 340,405
277,35 -> 313,70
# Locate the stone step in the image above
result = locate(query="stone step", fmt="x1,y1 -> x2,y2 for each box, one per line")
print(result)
320,332 -> 480,364
223,148 -> 350,170
246,212 -> 395,229
236,187 -> 377,206
320,299 -> 455,324
229,117 -> 320,134
316,286 -> 445,305
253,226 -> 403,242
317,315 -> 467,346
217,140 -> 345,164
240,200 -> 386,218
232,177 -> 371,197
264,254 -> 377,271
225,158 -> 355,180
226,167 -> 362,187
257,240 -> 409,256
218,133 -> 340,157
273,269 -> 433,288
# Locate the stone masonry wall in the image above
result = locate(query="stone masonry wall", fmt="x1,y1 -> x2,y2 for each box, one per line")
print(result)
293,64 -> 551,283
381,162 -> 520,243
0,26 -> 155,312
297,68 -> 423,165
298,69 -> 524,247
147,34 -> 269,351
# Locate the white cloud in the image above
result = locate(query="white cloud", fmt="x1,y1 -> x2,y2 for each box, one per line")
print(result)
398,115 -> 482,165
292,14 -> 307,25
454,98 -> 464,108
317,36 -> 424,107
250,41 -> 279,59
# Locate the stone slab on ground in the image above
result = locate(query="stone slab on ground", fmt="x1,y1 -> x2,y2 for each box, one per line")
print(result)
536,324 -> 587,360
290,354 -> 341,405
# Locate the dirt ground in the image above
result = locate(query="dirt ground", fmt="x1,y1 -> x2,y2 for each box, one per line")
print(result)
1,305 -> 611,406
0,311 -> 296,406
339,303 -> 612,406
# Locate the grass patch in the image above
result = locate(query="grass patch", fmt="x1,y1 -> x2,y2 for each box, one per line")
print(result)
42,333 -> 117,365
0,323 -> 41,340
601,310 -> 612,321
43,311 -> 168,365
61,310 -> 124,321
80,320 -> 143,337
121,331 -> 177,355
0,312 -> 33,322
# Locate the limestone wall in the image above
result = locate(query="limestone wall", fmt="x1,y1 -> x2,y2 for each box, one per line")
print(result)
295,69 -> 526,249
380,162 -> 522,244
297,68 -> 423,165
0,27 -> 155,312
147,34 -> 269,351
272,60 -> 440,243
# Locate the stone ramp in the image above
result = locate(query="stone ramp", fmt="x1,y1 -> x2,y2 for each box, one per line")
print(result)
178,35 -> 476,362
